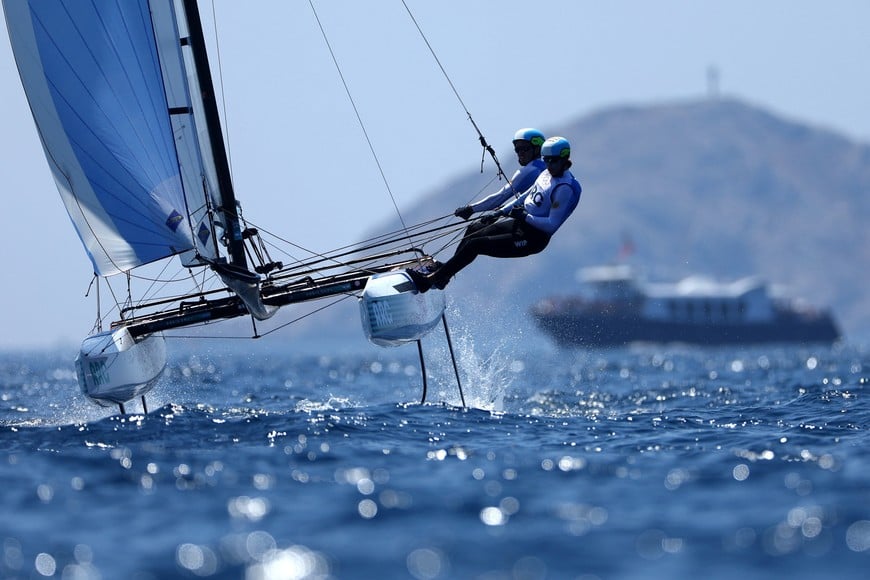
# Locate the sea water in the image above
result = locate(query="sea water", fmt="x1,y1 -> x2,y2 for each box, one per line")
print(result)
1,337 -> 868,579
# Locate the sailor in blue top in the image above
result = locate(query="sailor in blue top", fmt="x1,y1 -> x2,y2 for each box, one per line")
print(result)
410,136 -> 582,292
453,128 -> 547,220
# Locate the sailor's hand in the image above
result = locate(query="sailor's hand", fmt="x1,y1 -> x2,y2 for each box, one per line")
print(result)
508,205 -> 526,220
479,212 -> 499,225
454,205 -> 474,220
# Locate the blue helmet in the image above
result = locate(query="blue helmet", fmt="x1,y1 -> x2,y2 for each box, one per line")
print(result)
513,128 -> 545,147
541,136 -> 570,159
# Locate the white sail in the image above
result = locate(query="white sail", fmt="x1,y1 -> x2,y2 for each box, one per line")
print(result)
3,0 -> 219,276
4,0 -> 452,410
152,0 -> 224,265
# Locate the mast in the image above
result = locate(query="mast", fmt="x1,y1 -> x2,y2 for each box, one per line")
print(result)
180,0 -> 248,269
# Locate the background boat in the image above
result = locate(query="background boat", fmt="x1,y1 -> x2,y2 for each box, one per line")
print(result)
290,98 -> 870,350
530,265 -> 840,347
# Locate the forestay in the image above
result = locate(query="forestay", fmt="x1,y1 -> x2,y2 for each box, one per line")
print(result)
4,0 -> 458,412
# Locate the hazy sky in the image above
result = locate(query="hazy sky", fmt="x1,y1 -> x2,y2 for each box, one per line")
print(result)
1,0 -> 868,349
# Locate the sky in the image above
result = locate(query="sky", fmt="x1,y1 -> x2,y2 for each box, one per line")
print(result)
1,0 -> 868,350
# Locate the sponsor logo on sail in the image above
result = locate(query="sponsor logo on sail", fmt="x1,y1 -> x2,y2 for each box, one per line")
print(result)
198,223 -> 211,245
166,210 -> 184,232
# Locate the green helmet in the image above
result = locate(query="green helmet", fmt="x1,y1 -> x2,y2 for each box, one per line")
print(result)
513,128 -> 545,147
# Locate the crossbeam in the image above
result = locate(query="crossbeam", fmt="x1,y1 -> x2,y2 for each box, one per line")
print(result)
119,257 -> 428,338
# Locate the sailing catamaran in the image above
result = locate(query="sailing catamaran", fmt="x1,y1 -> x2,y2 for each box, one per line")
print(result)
3,0 -> 462,412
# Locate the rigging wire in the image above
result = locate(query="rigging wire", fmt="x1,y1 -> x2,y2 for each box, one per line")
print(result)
255,294 -> 354,338
78,3 -> 504,341
399,0 -> 512,187
239,168 -> 492,280
308,0 -> 414,250
211,0 -> 505,275
209,0 -> 233,175
255,213 -> 450,262
207,2 -> 504,275
90,275 -> 102,334
247,213 -> 468,278
164,293 -> 355,341
244,171 -> 502,271
134,256 -> 178,305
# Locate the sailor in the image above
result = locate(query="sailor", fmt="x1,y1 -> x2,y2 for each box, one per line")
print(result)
453,128 -> 547,220
410,136 -> 582,292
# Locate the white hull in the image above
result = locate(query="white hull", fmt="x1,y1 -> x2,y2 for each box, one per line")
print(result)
359,272 -> 446,347
75,328 -> 166,407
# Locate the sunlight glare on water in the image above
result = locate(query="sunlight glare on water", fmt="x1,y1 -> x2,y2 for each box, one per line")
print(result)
0,344 -> 868,578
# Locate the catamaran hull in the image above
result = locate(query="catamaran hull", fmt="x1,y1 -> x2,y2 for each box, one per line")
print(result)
360,272 -> 446,346
75,328 -> 166,407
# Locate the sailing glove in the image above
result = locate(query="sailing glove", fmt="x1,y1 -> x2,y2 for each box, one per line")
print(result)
454,205 -> 474,220
508,205 -> 526,220
480,211 -> 504,226
479,212 -> 500,225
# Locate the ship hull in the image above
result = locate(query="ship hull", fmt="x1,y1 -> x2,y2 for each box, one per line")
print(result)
532,310 -> 840,346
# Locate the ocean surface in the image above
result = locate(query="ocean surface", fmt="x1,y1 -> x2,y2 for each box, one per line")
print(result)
1,337 -> 868,579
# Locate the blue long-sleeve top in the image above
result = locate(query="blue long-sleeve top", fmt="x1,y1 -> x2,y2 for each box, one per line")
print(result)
498,169 -> 582,236
469,158 -> 546,213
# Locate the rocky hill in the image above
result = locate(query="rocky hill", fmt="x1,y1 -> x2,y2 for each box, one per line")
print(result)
282,97 -> 870,349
